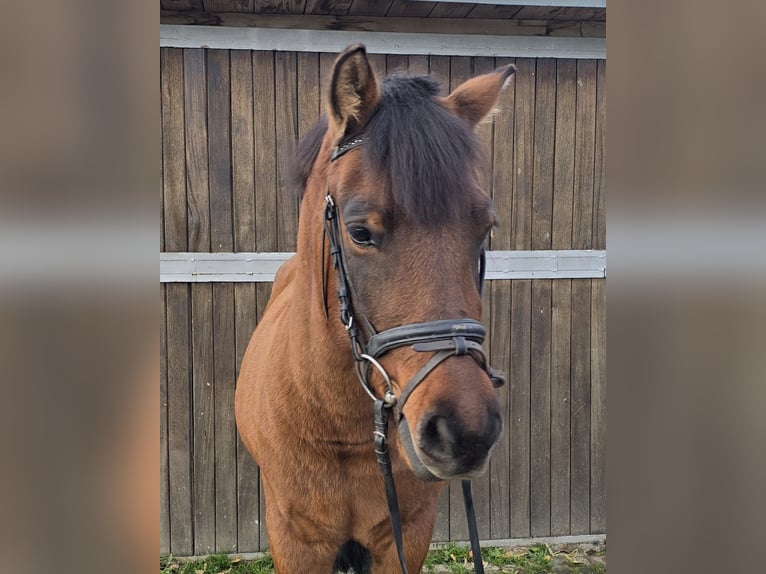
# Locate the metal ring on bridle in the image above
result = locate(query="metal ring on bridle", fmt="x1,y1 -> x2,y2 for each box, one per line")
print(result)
359,353 -> 397,406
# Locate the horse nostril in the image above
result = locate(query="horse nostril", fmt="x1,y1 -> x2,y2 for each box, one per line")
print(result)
420,414 -> 456,461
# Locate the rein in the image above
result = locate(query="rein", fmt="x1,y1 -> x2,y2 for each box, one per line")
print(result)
325,137 -> 505,574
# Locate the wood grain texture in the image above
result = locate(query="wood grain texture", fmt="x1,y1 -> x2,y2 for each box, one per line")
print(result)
552,60 -> 576,250
532,59 -> 555,251
207,50 -> 234,253
407,54 -> 429,76
161,285 -> 170,554
275,51 -> 299,251
572,60 -> 596,249
386,0 -> 435,18
214,283 -> 238,551
593,59 -> 606,249
297,52 -> 321,140
253,52 -> 278,252
530,279 -> 551,536
550,279 -> 571,535
510,280 -> 531,538
512,58 -> 535,251
184,49 -> 211,253
386,53 -> 408,75
192,283 -> 216,555
162,48 -> 187,252
231,50 -> 256,253
530,60 -> 555,536
305,0 -> 353,15
348,0 -> 394,17
570,279 -> 591,534
428,55 -> 450,92
589,278 -> 606,532
167,283 -> 193,554
429,2 -> 473,18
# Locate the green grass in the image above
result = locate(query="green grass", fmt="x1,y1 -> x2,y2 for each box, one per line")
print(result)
161,542 -> 604,573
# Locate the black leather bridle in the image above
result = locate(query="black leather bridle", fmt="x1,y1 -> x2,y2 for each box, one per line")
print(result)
324,137 -> 505,574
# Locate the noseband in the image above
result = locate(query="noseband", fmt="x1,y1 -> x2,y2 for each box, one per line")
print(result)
323,137 -> 505,574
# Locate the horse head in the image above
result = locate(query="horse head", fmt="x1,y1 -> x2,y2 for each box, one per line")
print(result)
307,45 -> 515,481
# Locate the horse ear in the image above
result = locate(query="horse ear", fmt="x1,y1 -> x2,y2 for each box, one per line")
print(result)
327,44 -> 379,140
443,64 -> 517,126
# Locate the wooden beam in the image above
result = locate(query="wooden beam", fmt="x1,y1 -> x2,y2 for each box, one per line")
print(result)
159,12 -> 605,38
411,0 -> 606,6
160,250 -> 607,282
160,24 -> 606,58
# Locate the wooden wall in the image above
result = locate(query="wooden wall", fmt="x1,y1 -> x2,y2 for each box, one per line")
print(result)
160,47 -> 606,555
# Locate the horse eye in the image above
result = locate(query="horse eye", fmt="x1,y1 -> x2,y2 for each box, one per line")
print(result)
348,226 -> 374,246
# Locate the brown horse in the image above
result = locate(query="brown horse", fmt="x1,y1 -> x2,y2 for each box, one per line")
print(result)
235,45 -> 515,573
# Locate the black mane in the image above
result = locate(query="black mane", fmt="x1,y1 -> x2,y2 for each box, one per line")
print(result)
292,75 -> 481,225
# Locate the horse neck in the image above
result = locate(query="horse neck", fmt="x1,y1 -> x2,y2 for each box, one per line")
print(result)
288,153 -> 371,416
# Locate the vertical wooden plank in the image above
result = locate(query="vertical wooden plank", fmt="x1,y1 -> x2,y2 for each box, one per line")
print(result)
570,60 -> 596,535
208,50 -> 233,252
319,51 -> 336,110
432,486 -> 450,542
509,280 -> 531,539
511,57 -> 535,252
590,279 -> 606,532
550,279 -> 571,535
253,51 -> 278,254
274,51 -> 299,251
184,47 -> 215,555
167,283 -> 192,555
509,57 -> 535,540
386,54 -> 408,75
162,46 -> 192,555
532,59 -> 555,251
231,49 -> 258,553
232,50 -> 255,255
428,55 -> 450,91
162,48 -> 187,252
209,49 -> 238,553
551,60 -> 575,535
160,285 -> 170,554
530,279 -> 551,537
367,53 -> 387,83
407,54 -> 429,76
488,55 -> 514,541
213,282 -> 237,552
572,60 -> 596,250
184,48 -> 211,253
593,60 -> 606,250
297,52 -> 321,139
530,58 -> 555,538
552,60 -> 576,250
570,279 -> 591,534
192,281 -> 215,556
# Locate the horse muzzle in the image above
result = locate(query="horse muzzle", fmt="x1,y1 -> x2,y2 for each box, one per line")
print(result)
397,396 -> 503,481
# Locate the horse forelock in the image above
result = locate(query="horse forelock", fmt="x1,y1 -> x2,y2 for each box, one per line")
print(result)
292,75 -> 484,225
365,75 -> 482,225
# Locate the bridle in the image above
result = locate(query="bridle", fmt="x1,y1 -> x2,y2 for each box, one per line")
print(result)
323,136 -> 506,574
